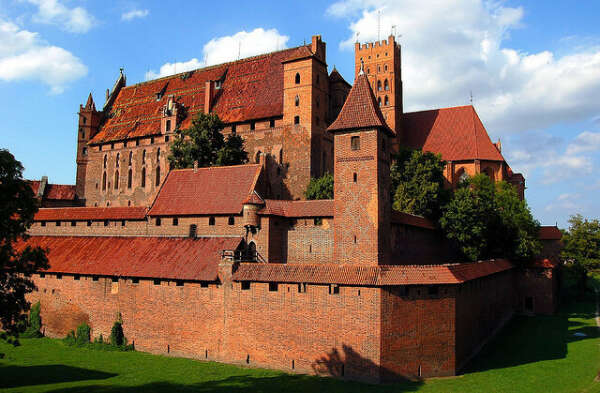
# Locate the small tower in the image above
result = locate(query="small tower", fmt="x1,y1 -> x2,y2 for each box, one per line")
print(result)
354,35 -> 402,144
76,93 -> 101,201
327,65 -> 393,266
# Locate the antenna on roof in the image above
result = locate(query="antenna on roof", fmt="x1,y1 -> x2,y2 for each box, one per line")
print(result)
470,90 -> 474,105
377,10 -> 381,41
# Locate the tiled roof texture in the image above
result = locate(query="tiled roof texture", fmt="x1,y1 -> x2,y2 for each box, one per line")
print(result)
28,181 -> 77,200
327,71 -> 392,134
34,207 -> 147,221
391,211 -> 436,230
538,226 -> 562,240
329,68 -> 350,86
232,259 -> 513,286
15,236 -> 242,281
259,199 -> 334,217
148,164 -> 262,216
90,45 -> 312,144
402,105 -> 505,162
243,191 -> 265,205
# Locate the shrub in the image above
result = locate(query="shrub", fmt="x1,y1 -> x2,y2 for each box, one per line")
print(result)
75,323 -> 91,346
63,330 -> 76,346
110,321 -> 124,347
305,173 -> 334,200
21,302 -> 43,338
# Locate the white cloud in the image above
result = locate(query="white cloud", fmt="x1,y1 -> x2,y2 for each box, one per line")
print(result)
545,193 -> 582,213
121,9 -> 149,21
566,131 -> 600,154
25,0 -> 95,33
0,19 -> 87,93
146,28 -> 289,80
328,0 -> 600,135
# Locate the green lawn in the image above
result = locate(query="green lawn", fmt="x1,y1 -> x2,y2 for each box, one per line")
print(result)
0,302 -> 598,393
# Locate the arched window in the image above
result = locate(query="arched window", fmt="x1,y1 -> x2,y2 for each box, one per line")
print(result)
377,80 -> 382,91
384,64 -> 388,71
377,65 -> 381,72
295,95 -> 299,107
384,96 -> 389,106
142,149 -> 146,164
295,73 -> 300,84
103,155 -> 107,169
155,166 -> 161,186
116,153 -> 120,168
157,148 -> 160,162
127,168 -> 132,189
384,79 -> 389,91
128,151 -> 132,166
102,172 -> 107,191
255,151 -> 261,164
248,241 -> 257,260
114,170 -> 119,189
141,167 -> 146,187
377,97 -> 382,106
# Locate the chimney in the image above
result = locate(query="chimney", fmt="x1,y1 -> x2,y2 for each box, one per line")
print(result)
204,81 -> 215,114
193,161 -> 198,173
495,139 -> 502,153
38,176 -> 48,198
311,35 -> 326,62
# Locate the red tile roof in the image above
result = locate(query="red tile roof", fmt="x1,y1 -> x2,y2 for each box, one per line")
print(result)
259,199 -> 334,217
15,236 -> 242,281
243,191 -> 265,205
539,226 -> 562,240
232,259 -> 513,285
329,68 -> 350,86
34,207 -> 147,221
28,181 -> 77,201
90,45 -> 312,144
402,106 -> 505,162
148,164 -> 262,216
391,211 -> 436,230
327,71 -> 393,134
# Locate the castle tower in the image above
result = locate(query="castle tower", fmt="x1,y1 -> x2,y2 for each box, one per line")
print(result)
327,66 -> 393,265
76,93 -> 101,201
354,35 -> 402,143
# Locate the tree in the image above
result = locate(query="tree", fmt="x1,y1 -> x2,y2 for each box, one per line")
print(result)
390,148 -> 449,220
305,172 -> 334,200
561,214 -> 600,297
0,149 -> 48,338
168,113 -> 248,169
440,174 -> 540,262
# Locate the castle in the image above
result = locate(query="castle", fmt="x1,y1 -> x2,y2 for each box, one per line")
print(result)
18,35 -> 559,382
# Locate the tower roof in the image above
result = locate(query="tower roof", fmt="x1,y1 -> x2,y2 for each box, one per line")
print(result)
327,71 -> 393,135
329,67 -> 350,86
85,93 -> 95,110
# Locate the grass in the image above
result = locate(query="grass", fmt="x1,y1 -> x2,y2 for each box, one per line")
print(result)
0,302 -> 598,393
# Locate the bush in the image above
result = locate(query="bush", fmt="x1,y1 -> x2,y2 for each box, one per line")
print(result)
305,173 -> 334,200
63,330 -> 76,346
21,302 -> 43,338
110,321 -> 124,347
75,323 -> 91,346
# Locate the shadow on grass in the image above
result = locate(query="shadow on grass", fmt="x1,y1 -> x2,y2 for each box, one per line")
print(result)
464,302 -> 598,374
0,364 -> 117,389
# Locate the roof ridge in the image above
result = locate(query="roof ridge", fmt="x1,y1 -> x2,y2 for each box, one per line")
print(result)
470,106 -> 480,158
172,163 -> 262,173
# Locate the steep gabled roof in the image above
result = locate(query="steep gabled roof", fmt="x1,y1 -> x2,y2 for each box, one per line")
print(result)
148,164 -> 262,216
402,105 -> 505,162
327,71 -> 393,135
539,226 -> 562,240
15,236 -> 242,281
90,45 -> 312,144
329,67 -> 350,87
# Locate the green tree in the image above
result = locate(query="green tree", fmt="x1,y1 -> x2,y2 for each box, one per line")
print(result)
440,174 -> 540,262
305,172 -> 334,200
561,214 -> 600,297
168,113 -> 248,169
0,149 -> 48,340
390,148 -> 449,220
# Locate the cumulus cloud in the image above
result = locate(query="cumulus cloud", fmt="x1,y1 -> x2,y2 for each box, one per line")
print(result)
545,193 -> 582,213
146,28 -> 289,79
0,19 -> 87,93
25,0 -> 95,33
327,0 -> 600,135
121,9 -> 149,21
565,131 -> 600,154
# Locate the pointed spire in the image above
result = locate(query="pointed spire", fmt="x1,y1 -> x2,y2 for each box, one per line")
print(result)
85,93 -> 96,110
358,59 -> 365,75
327,71 -> 393,135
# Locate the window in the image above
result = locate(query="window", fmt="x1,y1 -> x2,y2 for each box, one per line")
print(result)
87,220 -> 92,227
378,97 -> 382,106
377,80 -> 382,91
316,74 -> 320,84
316,116 -> 320,126
255,151 -> 261,164
378,65 -> 381,72
316,97 -> 320,108
156,217 -> 161,226
294,116 -> 300,125
228,216 -> 235,225
41,221 -> 46,227
74,275 -> 80,280
57,274 -> 63,279
141,167 -> 146,187
166,119 -> 171,132
269,119 -> 275,128
295,95 -> 299,106
351,136 -> 360,150
176,280 -> 184,287
189,224 -> 197,238
103,154 -> 107,168
384,96 -> 389,106
127,169 -> 132,189
82,147 -> 88,155
136,139 -> 140,147
155,166 -> 161,186
329,284 -> 340,295
71,221 -> 76,227
269,282 -> 279,292
128,151 -> 132,166
116,153 -> 120,168
314,217 -> 322,226
250,121 -> 255,131
209,216 -> 215,226
121,220 -> 126,227
231,125 -> 236,135
157,148 -> 161,162
142,149 -> 146,164
153,279 -> 161,285
56,221 -> 61,226
104,220 -> 109,227
457,168 -> 469,184
83,117 -> 87,125
298,283 -> 307,293
150,137 -> 154,144
241,281 -> 251,290
40,273 -> 45,278
279,149 -> 284,164
384,79 -> 389,91
353,173 -> 357,182
173,217 -> 178,226
295,72 -> 300,84
111,143 -> 114,150
92,276 -> 98,281
384,64 -> 388,71
132,278 -> 139,284
114,170 -> 119,189
165,135 -> 169,142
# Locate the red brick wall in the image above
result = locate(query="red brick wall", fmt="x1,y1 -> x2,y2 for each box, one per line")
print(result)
390,223 -> 456,265
285,218 -> 333,264
516,268 -> 557,315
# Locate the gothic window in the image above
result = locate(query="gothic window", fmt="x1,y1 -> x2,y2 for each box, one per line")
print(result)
294,116 -> 300,125
155,166 -> 161,186
295,95 -> 299,106
384,64 -> 388,71
116,153 -> 120,168
127,169 -> 132,189
141,167 -> 146,187
351,136 -> 360,150
82,117 -> 87,125
128,151 -> 132,166
103,155 -> 107,169
384,79 -> 389,91
378,97 -> 382,106
102,172 -> 107,191
157,148 -> 160,162
166,119 -> 171,132
142,150 -> 146,164
377,80 -> 382,91
114,170 -> 119,189
82,147 -> 87,156
295,73 -> 300,84
384,96 -> 389,106
378,65 -> 381,72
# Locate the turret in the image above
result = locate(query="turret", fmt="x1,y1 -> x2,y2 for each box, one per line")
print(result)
242,191 -> 265,229
76,93 -> 101,201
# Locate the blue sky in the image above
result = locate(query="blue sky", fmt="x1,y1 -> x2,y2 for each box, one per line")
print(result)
0,0 -> 598,228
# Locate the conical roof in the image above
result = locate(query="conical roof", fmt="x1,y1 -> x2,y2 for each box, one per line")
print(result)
327,70 -> 392,135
